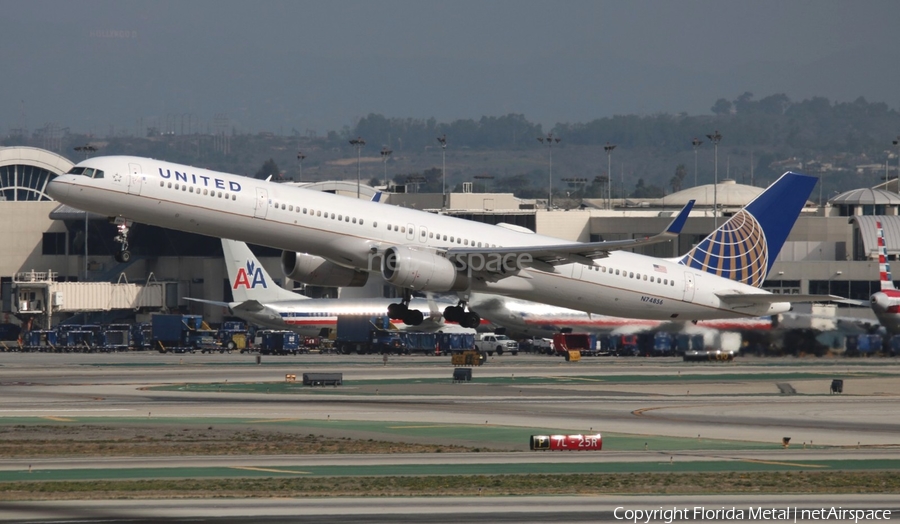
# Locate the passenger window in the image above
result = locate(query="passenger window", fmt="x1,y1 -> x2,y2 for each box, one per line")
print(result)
671,280 -> 675,286
303,208 -> 307,214
345,216 -> 350,222
360,219 -> 364,225
189,186 -> 194,193
182,185 -> 187,191
232,194 -> 236,200
421,230 -> 426,237
450,236 -> 454,242
443,235 -> 447,241
643,275 -> 647,281
629,272 -> 633,278
352,217 -> 357,224
430,233 -> 434,238
477,242 -> 482,247
338,215 -> 342,221
289,205 -> 293,211
330,213 -> 335,219
401,227 -> 406,233
174,183 -> 180,190
615,269 -> 620,275
160,181 -> 164,187
650,276 -> 654,283
664,279 -> 668,285
201,188 -> 206,194
317,211 -> 321,217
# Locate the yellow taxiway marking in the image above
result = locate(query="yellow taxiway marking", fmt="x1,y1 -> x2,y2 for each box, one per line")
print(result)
42,416 -> 74,422
388,424 -> 458,429
741,459 -> 828,468
233,466 -> 311,475
246,418 -> 300,424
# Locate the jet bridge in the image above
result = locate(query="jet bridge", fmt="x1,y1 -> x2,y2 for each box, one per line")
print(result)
13,270 -> 167,328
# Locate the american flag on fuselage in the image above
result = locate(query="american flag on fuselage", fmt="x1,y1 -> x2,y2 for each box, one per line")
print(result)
653,264 -> 667,273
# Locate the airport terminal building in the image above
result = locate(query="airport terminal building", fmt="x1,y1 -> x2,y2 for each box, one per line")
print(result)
0,146 -> 891,328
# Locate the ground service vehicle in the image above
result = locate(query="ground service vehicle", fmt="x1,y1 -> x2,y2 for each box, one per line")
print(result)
475,333 -> 518,356
152,314 -> 217,353
334,316 -> 405,354
552,333 -> 594,357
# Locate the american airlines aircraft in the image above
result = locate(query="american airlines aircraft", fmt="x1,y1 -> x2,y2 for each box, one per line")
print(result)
868,220 -> 900,333
187,238 -> 467,336
46,156 -> 833,329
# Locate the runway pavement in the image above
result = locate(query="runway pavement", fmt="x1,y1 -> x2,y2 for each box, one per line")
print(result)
1,352 -> 898,521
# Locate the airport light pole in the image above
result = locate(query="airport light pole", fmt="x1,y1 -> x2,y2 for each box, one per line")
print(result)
538,133 -> 561,210
705,130 -> 722,228
296,151 -> 306,183
436,134 -> 447,207
73,145 -> 97,280
604,142 -> 616,209
349,137 -> 366,199
380,146 -> 392,187
692,137 -> 703,188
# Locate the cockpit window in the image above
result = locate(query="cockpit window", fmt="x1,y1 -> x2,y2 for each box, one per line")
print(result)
93,170 -> 104,179
82,168 -> 95,178
67,167 -> 86,175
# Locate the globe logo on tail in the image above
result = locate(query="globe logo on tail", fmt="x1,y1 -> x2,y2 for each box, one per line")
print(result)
679,210 -> 768,287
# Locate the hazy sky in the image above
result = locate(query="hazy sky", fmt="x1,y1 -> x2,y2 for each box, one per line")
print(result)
2,0 -> 899,135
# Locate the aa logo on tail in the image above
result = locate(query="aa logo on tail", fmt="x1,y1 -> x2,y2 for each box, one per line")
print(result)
233,261 -> 268,289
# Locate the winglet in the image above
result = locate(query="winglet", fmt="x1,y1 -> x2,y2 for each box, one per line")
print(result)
370,191 -> 384,203
665,200 -> 695,235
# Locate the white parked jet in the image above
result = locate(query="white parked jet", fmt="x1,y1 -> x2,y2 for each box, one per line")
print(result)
187,238 -> 467,336
46,156 -> 834,329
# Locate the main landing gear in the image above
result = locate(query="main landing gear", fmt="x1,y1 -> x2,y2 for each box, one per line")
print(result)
443,302 -> 481,330
113,218 -> 132,263
388,291 -> 425,326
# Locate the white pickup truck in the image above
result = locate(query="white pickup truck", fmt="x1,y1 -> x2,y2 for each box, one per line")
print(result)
475,334 -> 519,356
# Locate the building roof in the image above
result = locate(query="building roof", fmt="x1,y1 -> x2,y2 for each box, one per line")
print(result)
851,215 -> 900,257
657,180 -> 764,207
829,188 -> 900,206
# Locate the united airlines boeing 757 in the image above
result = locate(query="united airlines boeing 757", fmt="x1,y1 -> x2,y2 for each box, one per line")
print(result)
46,156 -> 835,328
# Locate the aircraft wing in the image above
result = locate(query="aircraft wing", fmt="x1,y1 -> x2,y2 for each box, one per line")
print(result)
445,200 -> 694,268
184,297 -> 271,313
184,297 -> 234,309
716,292 -> 859,306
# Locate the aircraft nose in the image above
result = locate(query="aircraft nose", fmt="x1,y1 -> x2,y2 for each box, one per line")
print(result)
46,176 -> 71,200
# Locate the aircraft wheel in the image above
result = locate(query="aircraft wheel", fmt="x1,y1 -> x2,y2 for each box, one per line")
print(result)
462,312 -> 480,329
443,306 -> 463,323
388,302 -> 407,320
404,309 -> 424,326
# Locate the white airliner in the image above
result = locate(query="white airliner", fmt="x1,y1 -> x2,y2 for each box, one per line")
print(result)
187,238 -> 469,336
468,293 -> 773,338
46,156 -> 835,329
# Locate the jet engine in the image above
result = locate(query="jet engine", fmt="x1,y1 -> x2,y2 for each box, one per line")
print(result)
281,251 -> 369,287
381,246 -> 467,291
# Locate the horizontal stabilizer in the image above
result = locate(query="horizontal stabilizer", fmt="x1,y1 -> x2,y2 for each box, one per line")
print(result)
717,292 -> 856,305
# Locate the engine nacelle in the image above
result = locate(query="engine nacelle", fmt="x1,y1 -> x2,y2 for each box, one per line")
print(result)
281,251 -> 369,287
381,246 -> 467,292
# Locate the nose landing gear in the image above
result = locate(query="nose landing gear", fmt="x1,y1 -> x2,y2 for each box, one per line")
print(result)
113,219 -> 132,263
